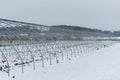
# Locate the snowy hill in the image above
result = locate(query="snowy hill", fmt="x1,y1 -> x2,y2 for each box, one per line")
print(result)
0,19 -> 117,42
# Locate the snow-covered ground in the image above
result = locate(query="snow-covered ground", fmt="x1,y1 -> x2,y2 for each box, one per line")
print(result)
0,42 -> 120,80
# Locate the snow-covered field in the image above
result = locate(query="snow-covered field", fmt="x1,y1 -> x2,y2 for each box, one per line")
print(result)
0,41 -> 120,80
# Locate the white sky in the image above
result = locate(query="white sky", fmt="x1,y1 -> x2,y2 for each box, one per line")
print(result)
0,0 -> 120,31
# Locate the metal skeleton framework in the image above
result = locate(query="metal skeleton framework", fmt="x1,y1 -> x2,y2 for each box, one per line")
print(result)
0,19 -> 118,77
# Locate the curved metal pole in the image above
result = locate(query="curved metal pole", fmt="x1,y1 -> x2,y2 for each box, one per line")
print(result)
0,49 -> 10,76
3,26 -> 25,74
26,45 -> 35,70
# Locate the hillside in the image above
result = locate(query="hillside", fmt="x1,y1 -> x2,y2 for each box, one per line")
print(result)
0,24 -> 117,42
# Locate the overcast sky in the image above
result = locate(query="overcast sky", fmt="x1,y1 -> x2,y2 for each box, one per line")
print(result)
0,0 -> 120,31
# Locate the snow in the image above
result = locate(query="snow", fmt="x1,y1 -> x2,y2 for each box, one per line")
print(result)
0,42 -> 120,80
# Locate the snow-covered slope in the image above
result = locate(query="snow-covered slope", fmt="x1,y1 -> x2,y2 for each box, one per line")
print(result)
0,42 -> 120,80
